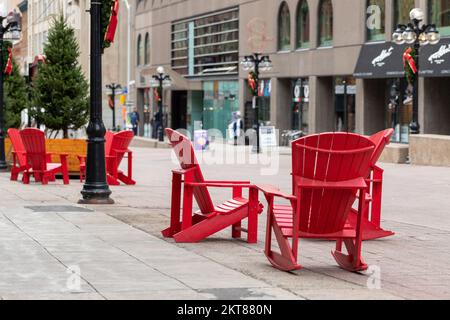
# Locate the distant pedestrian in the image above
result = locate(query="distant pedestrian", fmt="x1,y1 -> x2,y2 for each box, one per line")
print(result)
232,111 -> 243,145
130,107 -> 140,136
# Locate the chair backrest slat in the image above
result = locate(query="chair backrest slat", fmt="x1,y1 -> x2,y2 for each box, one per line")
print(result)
369,129 -> 394,167
292,133 -> 375,235
166,128 -> 215,214
20,128 -> 47,172
8,128 -> 27,167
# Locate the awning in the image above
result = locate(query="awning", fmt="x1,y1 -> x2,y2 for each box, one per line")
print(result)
354,39 -> 450,79
354,42 -> 407,79
420,38 -> 450,77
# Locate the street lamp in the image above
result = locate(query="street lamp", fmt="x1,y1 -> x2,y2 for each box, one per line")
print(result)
151,66 -> 172,142
106,83 -> 122,131
240,53 -> 272,153
80,1 -> 113,204
0,8 -> 21,170
392,8 -> 440,134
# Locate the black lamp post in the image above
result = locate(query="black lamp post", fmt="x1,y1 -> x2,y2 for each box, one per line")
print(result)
240,53 -> 272,153
151,66 -> 172,142
0,10 -> 21,170
392,8 -> 440,135
106,83 -> 121,131
80,1 -> 113,204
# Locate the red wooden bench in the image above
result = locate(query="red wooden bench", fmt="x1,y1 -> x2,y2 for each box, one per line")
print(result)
162,128 -> 263,243
20,128 -> 69,185
259,133 -> 375,272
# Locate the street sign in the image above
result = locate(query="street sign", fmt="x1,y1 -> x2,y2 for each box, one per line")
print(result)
259,126 -> 277,148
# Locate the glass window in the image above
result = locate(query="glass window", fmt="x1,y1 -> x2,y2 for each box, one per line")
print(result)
296,0 -> 310,48
393,0 -> 415,28
172,8 -> 240,76
367,0 -> 386,41
144,33 -> 150,65
429,0 -> 450,36
137,34 -> 142,66
278,2 -> 291,51
318,0 -> 333,47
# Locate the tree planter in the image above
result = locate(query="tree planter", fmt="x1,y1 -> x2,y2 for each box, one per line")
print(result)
5,138 -> 86,174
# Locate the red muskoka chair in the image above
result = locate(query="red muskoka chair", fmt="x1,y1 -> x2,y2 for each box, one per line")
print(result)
259,133 -> 375,272
162,128 -> 263,243
19,128 -> 69,185
346,129 -> 395,240
8,128 -> 29,182
78,131 -> 136,185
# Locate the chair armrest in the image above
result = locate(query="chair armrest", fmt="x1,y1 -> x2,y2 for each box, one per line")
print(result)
184,182 -> 255,188
256,184 -> 296,201
295,176 -> 367,190
172,167 -> 198,175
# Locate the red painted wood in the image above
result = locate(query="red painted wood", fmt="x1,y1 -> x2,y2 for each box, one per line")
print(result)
8,128 -> 29,181
105,130 -> 136,185
163,128 -> 263,243
259,132 -> 375,272
19,128 -> 69,185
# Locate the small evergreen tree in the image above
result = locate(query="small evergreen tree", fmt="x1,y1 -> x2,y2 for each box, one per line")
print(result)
31,15 -> 89,138
5,59 -> 29,129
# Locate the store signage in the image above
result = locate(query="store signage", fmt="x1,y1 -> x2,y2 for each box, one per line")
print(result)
420,39 -> 450,77
259,126 -> 277,148
354,42 -> 406,78
355,39 -> 450,78
371,46 -> 394,67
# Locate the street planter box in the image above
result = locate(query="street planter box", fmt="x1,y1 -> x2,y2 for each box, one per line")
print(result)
410,134 -> 450,167
5,137 -> 86,174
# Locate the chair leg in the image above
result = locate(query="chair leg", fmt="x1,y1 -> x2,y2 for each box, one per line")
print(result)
247,187 -> 259,244
332,188 -> 368,272
22,172 -> 30,184
10,167 -> 19,181
232,221 -> 242,239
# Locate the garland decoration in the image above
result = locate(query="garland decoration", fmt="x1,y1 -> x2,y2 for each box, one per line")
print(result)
403,47 -> 417,84
102,0 -> 117,50
4,47 -> 13,76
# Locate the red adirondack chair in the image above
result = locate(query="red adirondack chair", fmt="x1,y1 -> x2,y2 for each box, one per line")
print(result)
346,129 -> 395,240
78,131 -> 135,185
162,128 -> 263,243
8,128 -> 29,181
19,128 -> 69,185
259,133 -> 375,272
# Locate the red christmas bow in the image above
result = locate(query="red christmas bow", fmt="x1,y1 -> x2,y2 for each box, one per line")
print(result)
153,88 -> 161,102
4,47 -> 13,75
248,73 -> 256,91
105,0 -> 120,43
403,47 -> 417,74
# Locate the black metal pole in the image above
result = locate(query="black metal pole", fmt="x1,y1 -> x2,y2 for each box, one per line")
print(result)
111,85 -> 116,131
343,79 -> 348,132
411,40 -> 420,134
0,25 -> 7,170
254,54 -> 260,154
158,77 -> 164,142
80,1 -> 113,204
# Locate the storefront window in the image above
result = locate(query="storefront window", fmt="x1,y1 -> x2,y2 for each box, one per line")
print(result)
318,0 -> 333,47
366,0 -> 386,41
202,81 -> 239,137
278,2 -> 291,51
335,77 -> 356,132
386,79 -> 412,143
429,0 -> 450,36
393,0 -> 415,29
296,0 -> 310,49
292,79 -> 309,134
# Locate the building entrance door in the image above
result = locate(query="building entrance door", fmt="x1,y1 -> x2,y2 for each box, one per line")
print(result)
171,91 -> 188,130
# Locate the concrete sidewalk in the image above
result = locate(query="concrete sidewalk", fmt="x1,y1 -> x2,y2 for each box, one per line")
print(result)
1,146 -> 450,300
